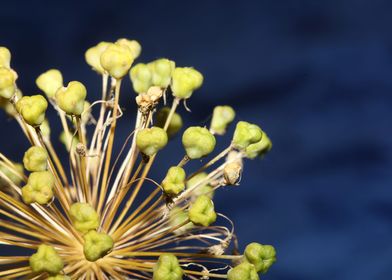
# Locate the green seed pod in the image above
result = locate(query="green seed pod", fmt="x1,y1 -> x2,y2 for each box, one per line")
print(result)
0,162 -> 24,186
0,67 -> 16,99
182,127 -> 216,159
186,172 -> 214,199
0,47 -> 11,68
23,146 -> 48,172
136,127 -> 168,156
171,67 -> 203,99
162,166 -> 186,196
210,105 -> 236,135
188,195 -> 217,227
56,81 -> 87,116
227,262 -> 259,280
156,107 -> 183,138
40,119 -> 51,138
83,230 -> 114,262
100,43 -> 134,79
244,243 -> 276,273
59,131 -> 80,152
153,253 -> 183,280
149,58 -> 175,88
21,171 -> 54,205
47,275 -> 71,280
169,207 -> 194,235
16,95 -> 48,126
116,38 -> 141,59
69,202 -> 99,234
29,244 -> 64,275
36,69 -> 63,99
245,132 -> 272,159
130,63 -> 153,94
232,121 -> 262,150
0,88 -> 21,116
85,41 -> 110,74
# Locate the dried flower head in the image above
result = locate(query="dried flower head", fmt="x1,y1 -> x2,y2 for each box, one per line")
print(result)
0,40 -> 275,279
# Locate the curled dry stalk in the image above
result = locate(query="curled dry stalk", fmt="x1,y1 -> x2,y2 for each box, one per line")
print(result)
0,41 -> 276,279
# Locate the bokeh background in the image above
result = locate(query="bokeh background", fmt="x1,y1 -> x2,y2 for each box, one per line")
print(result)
1,0 -> 392,279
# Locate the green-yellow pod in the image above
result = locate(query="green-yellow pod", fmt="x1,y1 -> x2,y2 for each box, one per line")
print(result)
36,69 -> 63,99
182,127 -> 216,159
47,275 -> 71,280
83,230 -> 114,262
130,63 -> 152,94
169,207 -> 194,235
56,81 -> 87,116
161,166 -> 186,196
100,43 -> 134,79
171,67 -> 203,99
85,41 -> 111,74
156,107 -> 183,138
116,38 -> 141,59
69,202 -> 99,234
0,67 -> 16,99
188,195 -> 217,227
153,253 -> 183,280
186,172 -> 214,199
245,132 -> 272,159
244,242 -> 276,273
21,171 -> 54,205
232,121 -> 262,150
149,58 -> 175,88
59,131 -> 79,152
29,244 -> 64,275
0,46 -> 11,68
23,146 -> 48,172
227,262 -> 259,280
16,95 -> 48,126
210,105 -> 236,135
136,127 -> 168,156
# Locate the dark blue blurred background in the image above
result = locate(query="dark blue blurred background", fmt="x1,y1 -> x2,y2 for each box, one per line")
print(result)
1,0 -> 392,279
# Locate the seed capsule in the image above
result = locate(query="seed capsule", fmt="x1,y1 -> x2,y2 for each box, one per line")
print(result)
171,67 -> 203,99
0,46 -> 11,68
156,107 -> 183,138
0,67 -> 16,99
149,58 -> 175,88
16,95 -> 48,126
232,121 -> 262,150
116,38 -> 141,58
188,195 -> 217,227
100,43 -> 134,79
210,105 -> 236,135
224,162 -> 242,185
83,230 -> 114,262
227,262 -> 259,280
23,146 -> 48,172
85,41 -> 111,74
243,242 -> 276,273
21,171 -> 54,205
182,127 -> 216,159
162,166 -> 186,196
69,203 -> 99,233
56,81 -> 87,116
153,253 -> 183,280
136,127 -> 168,156
47,275 -> 71,280
130,63 -> 153,94
186,172 -> 214,200
245,132 -> 272,159
36,69 -> 63,99
29,244 -> 64,275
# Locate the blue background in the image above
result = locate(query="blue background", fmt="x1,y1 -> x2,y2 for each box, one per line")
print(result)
1,1 -> 392,279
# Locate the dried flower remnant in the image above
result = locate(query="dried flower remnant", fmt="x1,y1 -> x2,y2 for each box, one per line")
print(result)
0,41 -> 276,279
